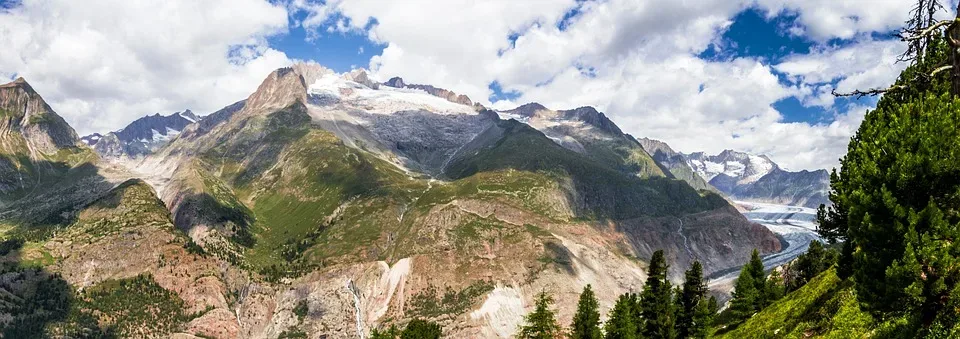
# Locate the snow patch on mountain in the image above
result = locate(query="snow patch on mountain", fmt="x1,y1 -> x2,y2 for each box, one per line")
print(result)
307,73 -> 476,116
686,150 -> 777,185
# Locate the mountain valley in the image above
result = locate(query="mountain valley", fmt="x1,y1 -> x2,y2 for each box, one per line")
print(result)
1,64 -> 809,338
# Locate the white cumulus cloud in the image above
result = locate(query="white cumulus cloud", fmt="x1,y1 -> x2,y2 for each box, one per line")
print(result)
0,0 -> 294,135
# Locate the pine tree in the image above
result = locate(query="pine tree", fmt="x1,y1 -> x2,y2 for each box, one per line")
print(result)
676,261 -> 709,339
729,265 -> 757,321
745,249 -> 768,309
764,268 -> 785,303
518,290 -> 562,339
818,70 -> 960,327
570,285 -> 603,339
706,296 -> 718,316
640,250 -> 675,339
787,240 -> 834,291
604,293 -> 638,339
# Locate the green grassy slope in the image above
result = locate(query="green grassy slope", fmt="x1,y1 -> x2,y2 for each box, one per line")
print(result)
715,268 -> 926,339
445,120 -> 727,220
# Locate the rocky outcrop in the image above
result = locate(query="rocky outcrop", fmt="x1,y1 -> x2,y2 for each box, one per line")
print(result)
638,137 -> 716,192
343,69 -> 379,89
383,76 -> 406,88
0,77 -> 80,153
381,76 -> 473,105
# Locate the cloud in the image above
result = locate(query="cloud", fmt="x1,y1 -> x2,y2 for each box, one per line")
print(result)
0,0 -> 913,171
299,0 -> 904,170
0,0 -> 293,135
754,0 -> 912,40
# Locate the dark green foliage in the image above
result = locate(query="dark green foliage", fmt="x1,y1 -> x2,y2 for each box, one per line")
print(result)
570,284 -> 603,339
604,293 -> 639,339
640,250 -> 675,338
0,237 -> 25,255
400,319 -> 443,339
0,266 -> 77,338
408,281 -> 494,318
80,274 -> 188,336
729,265 -> 758,321
293,300 -> 309,322
764,268 -> 785,304
745,250 -> 768,309
278,328 -> 308,338
370,319 -> 443,339
785,240 -> 837,292
183,238 -> 206,256
517,290 -> 562,339
370,325 -> 401,339
816,92 -> 960,329
676,261 -> 713,339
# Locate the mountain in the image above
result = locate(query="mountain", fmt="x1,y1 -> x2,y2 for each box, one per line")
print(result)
685,149 -> 830,208
0,70 -> 782,338
82,110 -> 199,158
637,137 -> 716,192
382,76 -> 473,105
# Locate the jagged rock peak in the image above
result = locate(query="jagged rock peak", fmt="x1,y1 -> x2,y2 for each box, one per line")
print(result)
292,62 -> 332,86
384,76 -> 405,88
246,65 -> 312,111
0,77 -> 80,151
503,102 -> 548,117
379,75 -> 473,106
343,68 -> 379,89
559,106 -> 623,135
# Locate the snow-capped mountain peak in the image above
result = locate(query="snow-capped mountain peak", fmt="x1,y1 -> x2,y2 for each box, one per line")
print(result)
685,149 -> 777,185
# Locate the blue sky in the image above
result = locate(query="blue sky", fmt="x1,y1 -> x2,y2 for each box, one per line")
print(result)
0,0 -> 915,170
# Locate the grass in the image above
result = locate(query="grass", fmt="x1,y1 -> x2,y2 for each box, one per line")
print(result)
715,268 -> 903,338
445,120 -> 727,220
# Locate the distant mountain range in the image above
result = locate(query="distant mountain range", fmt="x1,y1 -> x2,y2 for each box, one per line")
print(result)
684,150 -> 830,208
0,65 -> 820,337
81,110 -> 201,158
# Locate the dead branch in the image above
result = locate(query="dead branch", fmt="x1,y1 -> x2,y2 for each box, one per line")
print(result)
833,65 -> 953,98
832,85 -> 909,98
900,19 -> 956,42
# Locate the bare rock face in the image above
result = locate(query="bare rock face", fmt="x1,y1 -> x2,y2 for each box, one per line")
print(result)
245,67 -> 311,112
380,76 -> 473,106
343,69 -> 380,89
383,76 -> 406,88
0,77 -> 80,153
407,84 -> 473,106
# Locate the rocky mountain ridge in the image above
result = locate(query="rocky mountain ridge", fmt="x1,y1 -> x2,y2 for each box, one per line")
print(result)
0,69 -> 786,338
685,149 -> 830,208
82,110 -> 199,158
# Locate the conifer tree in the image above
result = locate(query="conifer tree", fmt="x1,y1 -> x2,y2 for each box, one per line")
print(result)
640,250 -> 675,339
729,265 -> 757,321
764,268 -> 785,303
676,261 -> 709,339
518,290 -> 563,339
604,293 -> 639,339
745,249 -> 768,309
707,296 -> 718,316
570,285 -> 603,339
